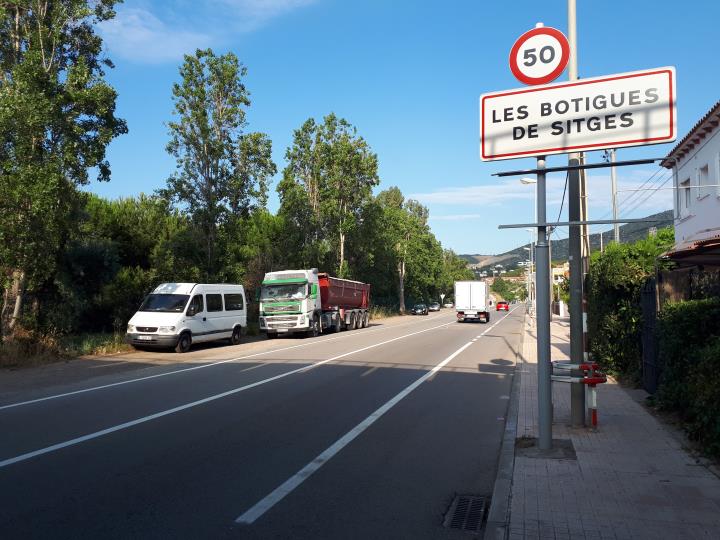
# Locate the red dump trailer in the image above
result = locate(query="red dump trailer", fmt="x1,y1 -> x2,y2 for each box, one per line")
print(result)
318,273 -> 371,330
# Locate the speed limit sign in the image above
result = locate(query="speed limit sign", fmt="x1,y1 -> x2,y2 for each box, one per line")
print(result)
509,26 -> 570,86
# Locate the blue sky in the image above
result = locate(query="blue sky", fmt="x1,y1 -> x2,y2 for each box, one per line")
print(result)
92,0 -> 720,255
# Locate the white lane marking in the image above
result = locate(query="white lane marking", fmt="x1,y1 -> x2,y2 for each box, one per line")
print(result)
235,308 -> 517,525
0,313 -> 454,411
0,320 -> 455,469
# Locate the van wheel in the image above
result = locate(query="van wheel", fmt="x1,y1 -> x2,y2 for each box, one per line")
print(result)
267,332 -> 277,340
175,332 -> 192,353
230,326 -> 242,345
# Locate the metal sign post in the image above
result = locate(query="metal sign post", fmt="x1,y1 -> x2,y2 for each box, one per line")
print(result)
481,17 -> 677,451
535,157 -> 553,450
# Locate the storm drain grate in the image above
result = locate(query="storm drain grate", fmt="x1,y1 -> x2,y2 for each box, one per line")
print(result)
443,495 -> 487,532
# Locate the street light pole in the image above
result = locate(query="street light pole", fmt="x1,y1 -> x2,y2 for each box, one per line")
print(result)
521,177 -> 538,310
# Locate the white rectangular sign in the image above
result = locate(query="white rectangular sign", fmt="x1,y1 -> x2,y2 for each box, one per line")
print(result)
479,66 -> 676,161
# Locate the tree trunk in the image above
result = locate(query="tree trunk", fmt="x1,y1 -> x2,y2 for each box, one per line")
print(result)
398,259 -> 406,313
1,270 -> 26,337
339,230 -> 345,275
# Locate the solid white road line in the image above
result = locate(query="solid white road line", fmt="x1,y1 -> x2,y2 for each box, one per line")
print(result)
0,320 -> 456,469
234,307 -> 518,525
0,313 -> 453,411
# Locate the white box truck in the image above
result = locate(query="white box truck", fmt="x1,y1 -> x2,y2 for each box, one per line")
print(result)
454,281 -> 491,323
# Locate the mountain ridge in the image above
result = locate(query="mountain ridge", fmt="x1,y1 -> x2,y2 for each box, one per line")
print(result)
460,209 -> 673,270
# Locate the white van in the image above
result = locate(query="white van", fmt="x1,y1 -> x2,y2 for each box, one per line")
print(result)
125,283 -> 247,353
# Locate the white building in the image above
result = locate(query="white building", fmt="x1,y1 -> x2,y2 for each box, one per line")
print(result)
661,100 -> 720,266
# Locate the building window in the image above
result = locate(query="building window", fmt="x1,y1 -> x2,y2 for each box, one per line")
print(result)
699,164 -> 711,198
680,178 -> 691,217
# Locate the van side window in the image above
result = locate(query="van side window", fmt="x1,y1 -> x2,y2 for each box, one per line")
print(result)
224,294 -> 244,311
188,294 -> 204,314
206,294 -> 223,312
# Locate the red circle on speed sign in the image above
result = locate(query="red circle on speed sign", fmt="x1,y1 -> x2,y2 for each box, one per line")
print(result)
509,26 -> 570,86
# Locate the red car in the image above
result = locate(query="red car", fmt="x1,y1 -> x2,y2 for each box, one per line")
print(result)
496,301 -> 509,311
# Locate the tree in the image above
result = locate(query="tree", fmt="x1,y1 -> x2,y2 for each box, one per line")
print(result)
0,1 -> 127,336
279,114 -> 379,276
160,48 -> 276,280
376,188 -> 433,312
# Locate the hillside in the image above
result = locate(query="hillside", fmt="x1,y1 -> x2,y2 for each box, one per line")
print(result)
461,210 -> 673,270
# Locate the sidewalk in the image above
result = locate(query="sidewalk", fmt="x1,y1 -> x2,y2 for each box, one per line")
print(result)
504,315 -> 720,540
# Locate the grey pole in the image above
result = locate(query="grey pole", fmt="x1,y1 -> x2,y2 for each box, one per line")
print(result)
610,149 -> 620,242
536,157 -> 553,450
568,157 -> 586,426
567,0 -> 585,427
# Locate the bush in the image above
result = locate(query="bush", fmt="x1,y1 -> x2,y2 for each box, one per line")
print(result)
655,298 -> 720,414
586,229 -> 673,379
685,337 -> 720,457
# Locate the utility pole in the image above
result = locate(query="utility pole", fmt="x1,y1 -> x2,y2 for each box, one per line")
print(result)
609,148 -> 620,242
567,0 -> 586,427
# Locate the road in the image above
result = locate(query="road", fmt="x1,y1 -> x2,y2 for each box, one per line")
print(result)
0,307 -> 523,539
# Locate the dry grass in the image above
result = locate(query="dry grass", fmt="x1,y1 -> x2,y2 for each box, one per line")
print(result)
1,330 -> 132,369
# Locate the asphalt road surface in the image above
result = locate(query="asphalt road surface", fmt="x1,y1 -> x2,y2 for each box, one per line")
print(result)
0,307 -> 523,539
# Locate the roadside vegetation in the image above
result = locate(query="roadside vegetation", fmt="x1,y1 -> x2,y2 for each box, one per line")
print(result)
0,3 -> 472,365
490,276 -> 526,302
586,228 -> 674,379
587,228 -> 720,458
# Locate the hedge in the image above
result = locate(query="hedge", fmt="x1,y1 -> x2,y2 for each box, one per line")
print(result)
586,229 -> 673,379
655,298 -> 720,414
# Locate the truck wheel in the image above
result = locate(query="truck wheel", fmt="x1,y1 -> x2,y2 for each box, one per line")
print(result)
175,332 -> 192,353
362,312 -> 369,328
230,326 -> 242,345
307,315 -> 320,338
333,315 -> 341,332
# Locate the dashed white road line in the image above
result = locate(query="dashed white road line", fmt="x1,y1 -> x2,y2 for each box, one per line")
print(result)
234,306 -> 519,525
0,319 -> 456,469
0,313 -> 451,411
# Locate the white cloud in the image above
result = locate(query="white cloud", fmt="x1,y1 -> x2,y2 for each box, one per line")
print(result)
221,0 -> 317,30
413,167 -> 673,218
410,178 -> 566,206
99,1 -> 318,64
99,7 -> 213,63
430,213 -> 487,221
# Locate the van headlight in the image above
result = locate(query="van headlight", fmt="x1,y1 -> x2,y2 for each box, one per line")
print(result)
157,326 -> 176,334
127,324 -> 136,333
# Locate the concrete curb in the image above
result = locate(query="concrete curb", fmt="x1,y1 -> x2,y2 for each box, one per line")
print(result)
483,312 -> 526,540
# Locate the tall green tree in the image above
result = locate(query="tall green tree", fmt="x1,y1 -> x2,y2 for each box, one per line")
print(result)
0,0 -> 127,336
377,187 -> 433,312
279,114 -> 379,276
160,48 -> 276,280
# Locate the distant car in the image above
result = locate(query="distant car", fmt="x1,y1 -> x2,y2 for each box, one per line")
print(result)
496,301 -> 509,311
444,302 -> 453,308
411,303 -> 429,315
428,302 -> 441,312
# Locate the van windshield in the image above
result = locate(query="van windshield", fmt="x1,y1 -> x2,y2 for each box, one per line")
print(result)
139,294 -> 190,313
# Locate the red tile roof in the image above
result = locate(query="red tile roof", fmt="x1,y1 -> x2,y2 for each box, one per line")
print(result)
661,100 -> 720,168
